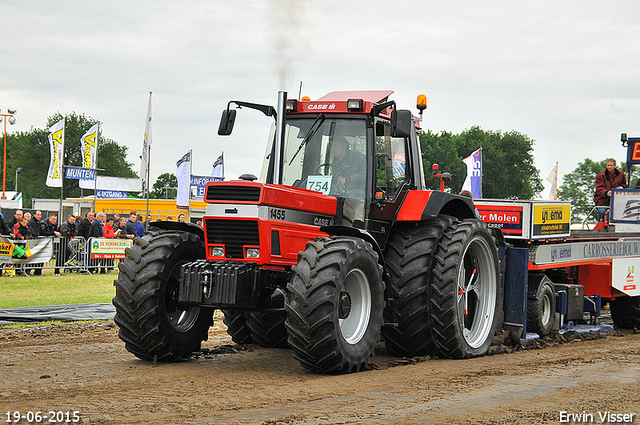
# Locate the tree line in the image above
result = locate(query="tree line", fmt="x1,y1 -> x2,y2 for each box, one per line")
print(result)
9,111 -> 614,217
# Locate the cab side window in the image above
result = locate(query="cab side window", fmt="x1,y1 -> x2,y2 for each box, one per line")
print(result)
375,121 -> 408,200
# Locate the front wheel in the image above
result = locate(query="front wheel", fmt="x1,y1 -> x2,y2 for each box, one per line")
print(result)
429,219 -> 502,359
285,236 -> 384,373
113,230 -> 213,361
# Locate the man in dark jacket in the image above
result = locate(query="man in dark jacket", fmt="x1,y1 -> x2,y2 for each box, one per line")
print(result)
0,206 -> 12,236
77,212 -> 94,240
25,210 -> 43,275
7,209 -> 23,232
594,158 -> 628,223
57,215 -> 77,275
28,210 -> 42,238
125,211 -> 138,237
40,213 -> 61,238
59,215 -> 77,239
40,213 -> 62,275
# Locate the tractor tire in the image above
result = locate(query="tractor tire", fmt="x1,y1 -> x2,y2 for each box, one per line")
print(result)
429,218 -> 502,359
113,230 -> 213,361
285,236 -> 384,373
610,296 -> 640,329
247,312 -> 289,348
222,310 -> 254,344
527,274 -> 556,336
382,219 -> 449,357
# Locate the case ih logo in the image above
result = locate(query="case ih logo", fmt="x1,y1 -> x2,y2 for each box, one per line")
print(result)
306,103 -> 336,110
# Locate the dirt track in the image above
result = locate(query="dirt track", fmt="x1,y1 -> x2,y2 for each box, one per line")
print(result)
2,315 -> 640,425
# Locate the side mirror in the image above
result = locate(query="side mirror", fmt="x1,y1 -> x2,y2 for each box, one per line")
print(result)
218,109 -> 237,136
391,109 -> 413,138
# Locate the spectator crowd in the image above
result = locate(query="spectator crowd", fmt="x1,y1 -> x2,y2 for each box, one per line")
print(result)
0,209 -> 180,277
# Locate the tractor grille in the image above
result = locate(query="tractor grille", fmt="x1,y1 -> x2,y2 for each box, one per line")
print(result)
206,186 -> 261,202
206,219 -> 260,259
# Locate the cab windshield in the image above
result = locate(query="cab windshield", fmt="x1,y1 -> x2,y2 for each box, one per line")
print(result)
281,116 -> 367,199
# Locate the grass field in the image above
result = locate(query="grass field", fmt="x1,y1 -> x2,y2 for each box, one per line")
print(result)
0,270 -> 117,309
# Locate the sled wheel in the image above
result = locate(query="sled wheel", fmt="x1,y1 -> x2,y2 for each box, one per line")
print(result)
113,230 -> 213,361
285,236 -> 384,373
382,219 -> 449,357
430,219 -> 502,358
610,296 -> 640,329
527,274 -> 556,336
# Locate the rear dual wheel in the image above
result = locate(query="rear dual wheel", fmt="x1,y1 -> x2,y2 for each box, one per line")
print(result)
382,219 -> 449,357
429,219 -> 502,358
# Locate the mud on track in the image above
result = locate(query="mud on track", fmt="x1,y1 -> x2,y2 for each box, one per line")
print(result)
2,315 -> 640,425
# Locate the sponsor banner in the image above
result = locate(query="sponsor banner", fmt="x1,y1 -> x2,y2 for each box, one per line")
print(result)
97,190 -> 127,198
610,189 -> 640,223
392,153 -> 405,178
191,176 -> 222,187
0,237 -> 53,264
89,238 -> 133,260
211,154 -> 224,178
176,151 -> 191,208
81,176 -> 142,191
79,124 -> 99,188
532,204 -> 571,236
141,92 -> 153,182
65,166 -> 96,180
534,240 -> 640,265
462,148 -> 482,198
46,119 -> 65,188
476,204 -> 524,236
612,258 -> 640,296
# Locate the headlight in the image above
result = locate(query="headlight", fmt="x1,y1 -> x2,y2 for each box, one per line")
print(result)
246,248 -> 260,258
212,246 -> 225,257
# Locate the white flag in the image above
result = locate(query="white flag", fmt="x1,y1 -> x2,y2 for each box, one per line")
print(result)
79,124 -> 99,189
176,150 -> 191,208
547,162 -> 558,201
461,148 -> 482,198
140,92 -> 152,182
46,119 -> 65,188
211,154 -> 224,178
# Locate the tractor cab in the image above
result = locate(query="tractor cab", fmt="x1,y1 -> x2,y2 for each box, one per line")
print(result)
245,91 -> 426,237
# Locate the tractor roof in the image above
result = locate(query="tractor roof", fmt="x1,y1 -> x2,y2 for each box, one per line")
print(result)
316,90 -> 394,104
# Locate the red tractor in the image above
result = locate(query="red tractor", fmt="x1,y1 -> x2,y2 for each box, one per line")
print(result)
113,90 -> 503,373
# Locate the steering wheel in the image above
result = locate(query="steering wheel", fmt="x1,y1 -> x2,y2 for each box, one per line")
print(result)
315,163 -> 347,195
315,163 -> 347,177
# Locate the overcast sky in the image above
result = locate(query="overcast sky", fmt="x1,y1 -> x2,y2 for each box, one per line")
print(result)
2,1 -> 639,198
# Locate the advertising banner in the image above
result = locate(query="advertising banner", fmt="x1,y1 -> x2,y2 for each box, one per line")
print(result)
46,119 -> 65,188
89,238 -> 133,259
0,237 -> 53,264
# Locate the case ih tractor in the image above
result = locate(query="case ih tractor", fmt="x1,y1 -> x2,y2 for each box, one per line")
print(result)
113,90 -> 502,373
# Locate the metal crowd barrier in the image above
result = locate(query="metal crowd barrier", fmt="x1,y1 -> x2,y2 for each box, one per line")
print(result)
3,236 -> 119,276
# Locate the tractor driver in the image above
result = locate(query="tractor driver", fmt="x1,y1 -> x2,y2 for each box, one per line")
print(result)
330,135 -> 366,197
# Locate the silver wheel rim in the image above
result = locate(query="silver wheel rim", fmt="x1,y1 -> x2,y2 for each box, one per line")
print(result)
456,235 -> 497,349
541,290 -> 552,327
166,261 -> 200,332
339,268 -> 372,345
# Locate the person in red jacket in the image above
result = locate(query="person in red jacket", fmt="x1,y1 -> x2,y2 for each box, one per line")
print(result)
101,216 -> 117,273
594,158 -> 628,223
103,217 -> 116,238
